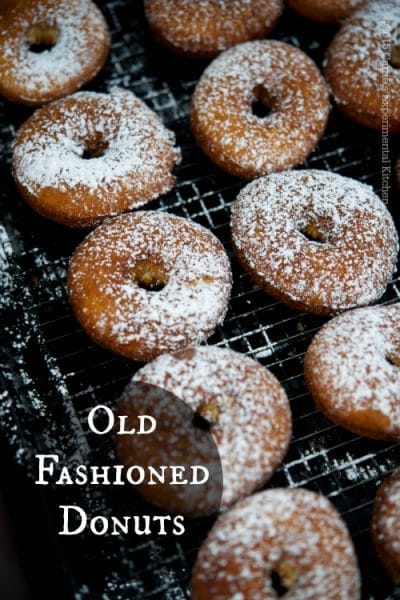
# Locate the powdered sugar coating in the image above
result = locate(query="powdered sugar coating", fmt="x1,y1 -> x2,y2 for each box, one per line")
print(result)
304,304 -> 400,440
12,89 -> 181,227
231,170 -> 398,315
325,0 -> 400,131
144,0 -> 283,58
68,212 -> 232,362
133,346 -> 292,508
0,0 -> 110,105
190,40 -> 329,179
192,488 -> 361,599
372,467 -> 400,582
288,0 -> 366,23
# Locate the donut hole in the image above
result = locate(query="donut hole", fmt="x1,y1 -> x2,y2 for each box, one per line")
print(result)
192,412 -> 212,431
132,259 -> 168,292
271,570 -> 289,597
27,24 -> 59,53
270,562 -> 298,597
193,400 -> 219,430
81,140 -> 109,160
299,219 -> 326,243
386,352 -> 400,367
252,99 -> 271,119
252,85 -> 274,119
390,46 -> 400,69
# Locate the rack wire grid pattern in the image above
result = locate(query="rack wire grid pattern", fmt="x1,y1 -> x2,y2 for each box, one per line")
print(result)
0,1 -> 400,598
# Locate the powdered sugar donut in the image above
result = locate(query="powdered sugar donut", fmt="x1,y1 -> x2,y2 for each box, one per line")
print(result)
190,40 -> 329,179
12,90 -> 181,228
304,304 -> 400,440
0,0 -> 110,106
144,0 -> 283,59
325,0 -> 400,132
288,0 -> 366,23
68,212 -> 232,362
231,170 -> 398,315
191,488 -> 361,599
372,467 -> 400,582
129,346 -> 291,510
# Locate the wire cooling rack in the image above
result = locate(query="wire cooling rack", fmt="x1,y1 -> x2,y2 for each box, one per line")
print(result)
0,1 -> 400,598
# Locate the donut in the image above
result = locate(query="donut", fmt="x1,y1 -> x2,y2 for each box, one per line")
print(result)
231,170 -> 399,315
0,0 -> 110,106
143,0 -> 284,59
191,488 -> 361,599
325,0 -> 400,132
190,40 -> 329,179
67,211 -> 232,362
288,0 -> 366,23
119,346 -> 292,512
372,467 -> 400,582
12,89 -> 181,228
304,304 -> 400,441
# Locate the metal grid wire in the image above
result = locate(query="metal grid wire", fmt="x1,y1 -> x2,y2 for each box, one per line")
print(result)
0,1 -> 400,598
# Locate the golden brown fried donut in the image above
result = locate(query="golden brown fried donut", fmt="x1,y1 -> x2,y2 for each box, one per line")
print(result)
0,0 -> 110,105
191,40 -> 329,179
68,212 -> 232,362
123,346 -> 292,512
288,0 -> 366,23
325,0 -> 400,132
372,467 -> 400,582
191,488 -> 361,599
304,304 -> 400,440
231,170 -> 398,315
143,0 -> 284,59
12,89 -> 181,228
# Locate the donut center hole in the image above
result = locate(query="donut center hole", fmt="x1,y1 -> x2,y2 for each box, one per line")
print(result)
192,412 -> 211,431
271,570 -> 289,597
27,24 -> 59,53
133,259 -> 168,292
252,85 -> 273,119
390,46 -> 400,68
386,352 -> 400,367
82,138 -> 109,159
270,562 -> 298,598
299,220 -> 326,243
193,400 -> 219,430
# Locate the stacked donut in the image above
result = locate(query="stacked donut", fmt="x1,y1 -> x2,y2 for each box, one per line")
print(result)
2,0 -> 400,598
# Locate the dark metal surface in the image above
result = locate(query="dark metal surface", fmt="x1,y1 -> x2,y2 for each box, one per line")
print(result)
0,1 -> 399,598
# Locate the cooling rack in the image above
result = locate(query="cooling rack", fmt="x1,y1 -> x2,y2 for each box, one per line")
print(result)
0,1 -> 399,598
